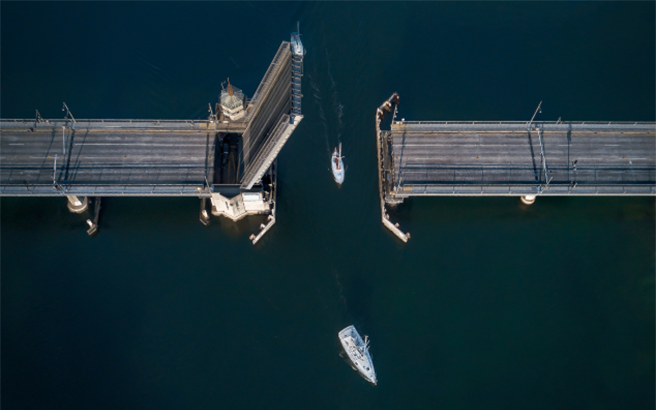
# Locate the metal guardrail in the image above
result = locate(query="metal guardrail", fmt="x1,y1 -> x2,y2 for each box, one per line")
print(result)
0,182 -> 209,197
241,114 -> 296,189
3,118 -> 211,125
250,42 -> 291,105
0,118 -> 249,132
241,43 -> 293,185
391,120 -> 656,134
393,184 -> 656,196
394,120 -> 656,126
291,53 -> 303,117
396,167 -> 655,185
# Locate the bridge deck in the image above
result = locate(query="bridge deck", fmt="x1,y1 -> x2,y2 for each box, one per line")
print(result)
241,42 -> 292,188
389,121 -> 655,197
0,120 -> 223,196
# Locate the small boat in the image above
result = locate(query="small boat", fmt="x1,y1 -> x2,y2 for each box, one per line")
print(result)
291,22 -> 305,56
331,143 -> 345,185
338,325 -> 377,385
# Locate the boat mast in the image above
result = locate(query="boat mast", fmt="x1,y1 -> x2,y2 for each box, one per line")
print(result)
339,142 -> 342,159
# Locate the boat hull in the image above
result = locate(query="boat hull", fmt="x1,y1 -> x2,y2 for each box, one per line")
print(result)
332,153 -> 345,184
338,325 -> 377,385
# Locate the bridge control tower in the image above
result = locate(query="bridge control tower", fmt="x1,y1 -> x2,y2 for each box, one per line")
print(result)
209,30 -> 305,244
219,79 -> 246,121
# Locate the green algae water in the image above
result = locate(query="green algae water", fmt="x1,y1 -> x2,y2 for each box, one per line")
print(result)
2,3 -> 654,409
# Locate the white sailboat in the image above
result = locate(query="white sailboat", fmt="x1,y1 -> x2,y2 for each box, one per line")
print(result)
291,22 -> 305,56
338,325 -> 377,385
331,143 -> 345,185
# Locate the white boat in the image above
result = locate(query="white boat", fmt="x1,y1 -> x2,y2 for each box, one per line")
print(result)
338,325 -> 377,385
291,23 -> 305,56
331,143 -> 345,185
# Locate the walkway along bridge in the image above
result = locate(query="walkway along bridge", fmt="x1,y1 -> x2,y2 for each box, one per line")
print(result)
0,31 -> 305,244
375,93 -> 656,242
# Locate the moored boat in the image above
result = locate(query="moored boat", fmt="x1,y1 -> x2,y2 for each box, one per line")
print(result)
291,22 -> 305,56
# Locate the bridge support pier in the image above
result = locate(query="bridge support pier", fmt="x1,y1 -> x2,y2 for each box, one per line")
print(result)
199,197 -> 210,226
85,197 -> 101,236
66,195 -> 89,213
520,195 -> 536,205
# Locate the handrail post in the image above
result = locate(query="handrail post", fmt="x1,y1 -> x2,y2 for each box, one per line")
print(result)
62,102 -> 76,124
527,101 -> 542,130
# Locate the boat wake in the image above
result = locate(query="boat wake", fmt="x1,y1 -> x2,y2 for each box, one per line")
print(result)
308,72 -> 331,156
325,48 -> 345,146
309,47 -> 346,174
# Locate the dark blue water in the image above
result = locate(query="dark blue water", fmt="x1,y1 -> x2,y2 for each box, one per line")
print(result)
2,2 -> 654,409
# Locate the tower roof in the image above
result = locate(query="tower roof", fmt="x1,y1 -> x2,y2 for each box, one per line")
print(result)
220,78 -> 244,110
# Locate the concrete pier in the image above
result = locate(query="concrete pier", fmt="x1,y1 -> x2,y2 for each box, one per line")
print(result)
521,195 -> 536,205
199,197 -> 210,226
85,197 -> 101,236
375,93 -> 409,242
250,159 -> 278,245
67,195 -> 88,213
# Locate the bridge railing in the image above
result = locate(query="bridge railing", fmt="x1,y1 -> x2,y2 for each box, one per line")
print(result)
396,165 -> 656,186
394,120 -> 655,126
2,118 -> 211,125
250,42 -> 291,106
